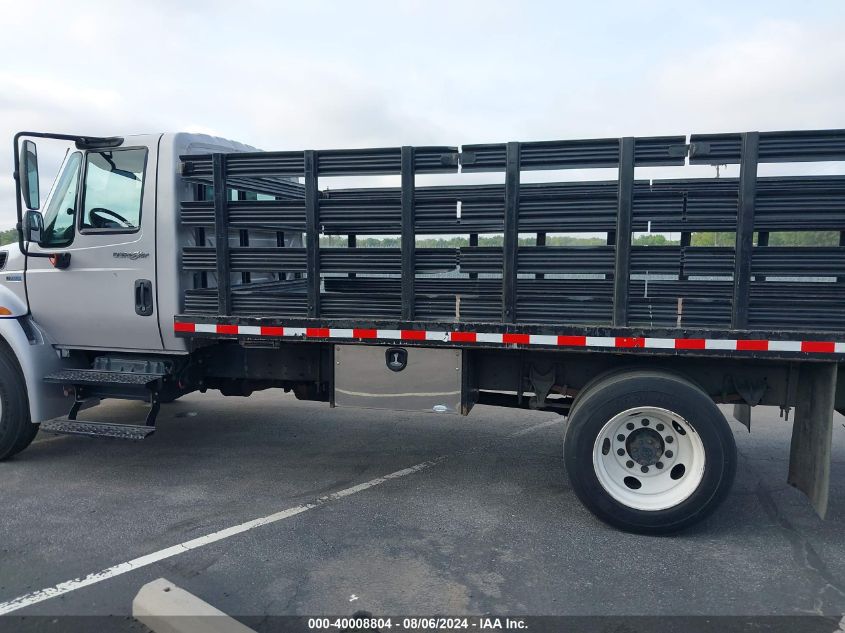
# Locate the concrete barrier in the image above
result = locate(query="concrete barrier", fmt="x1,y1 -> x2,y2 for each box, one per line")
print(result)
132,577 -> 256,633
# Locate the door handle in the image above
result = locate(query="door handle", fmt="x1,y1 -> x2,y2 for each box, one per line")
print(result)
134,279 -> 154,316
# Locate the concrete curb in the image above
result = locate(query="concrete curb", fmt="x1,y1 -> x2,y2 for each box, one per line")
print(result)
133,578 -> 256,633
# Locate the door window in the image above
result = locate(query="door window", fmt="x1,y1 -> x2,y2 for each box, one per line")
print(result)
80,148 -> 147,232
40,151 -> 82,248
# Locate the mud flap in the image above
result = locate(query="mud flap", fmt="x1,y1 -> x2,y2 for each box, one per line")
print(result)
732,404 -> 751,430
787,362 -> 837,518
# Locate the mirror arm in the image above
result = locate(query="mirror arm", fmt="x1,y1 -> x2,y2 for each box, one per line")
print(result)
12,133 -> 25,257
12,131 -> 81,260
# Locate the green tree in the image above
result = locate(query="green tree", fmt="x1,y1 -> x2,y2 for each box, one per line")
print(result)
632,234 -> 676,246
0,229 -> 16,246
690,231 -> 839,247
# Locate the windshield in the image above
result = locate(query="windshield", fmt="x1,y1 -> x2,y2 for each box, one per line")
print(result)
40,151 -> 82,248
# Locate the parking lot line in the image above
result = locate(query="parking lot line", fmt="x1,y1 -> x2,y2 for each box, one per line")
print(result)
0,417 -> 561,615
33,434 -> 69,445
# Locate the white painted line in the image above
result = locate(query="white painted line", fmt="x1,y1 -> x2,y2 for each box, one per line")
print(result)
508,417 -> 562,437
33,434 -> 69,445
0,418 -> 561,615
0,459 -> 443,615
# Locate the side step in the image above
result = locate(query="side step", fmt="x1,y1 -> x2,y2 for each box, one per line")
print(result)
43,358 -> 171,439
44,369 -> 164,387
41,419 -> 155,441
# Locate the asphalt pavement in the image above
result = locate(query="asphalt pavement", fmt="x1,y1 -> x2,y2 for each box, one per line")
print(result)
1,391 -> 845,630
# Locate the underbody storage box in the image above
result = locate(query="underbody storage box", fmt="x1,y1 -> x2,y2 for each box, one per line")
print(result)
333,344 -> 463,414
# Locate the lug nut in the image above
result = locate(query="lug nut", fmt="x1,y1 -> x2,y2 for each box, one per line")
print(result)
626,422 -> 635,430
617,434 -> 625,442
642,419 -> 650,426
666,436 -> 674,444
656,462 -> 664,469
641,466 -> 649,473
656,423 -> 664,431
626,460 -> 635,468
665,450 -> 673,458
617,448 -> 625,456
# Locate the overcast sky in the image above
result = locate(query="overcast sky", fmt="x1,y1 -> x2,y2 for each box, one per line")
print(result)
1,0 -> 844,227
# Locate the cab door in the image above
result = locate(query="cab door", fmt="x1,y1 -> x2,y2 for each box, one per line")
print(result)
26,136 -> 163,351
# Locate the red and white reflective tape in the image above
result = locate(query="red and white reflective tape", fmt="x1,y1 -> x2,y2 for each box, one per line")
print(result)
173,322 -> 845,354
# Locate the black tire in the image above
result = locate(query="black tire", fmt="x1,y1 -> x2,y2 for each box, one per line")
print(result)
12,419 -> 39,456
0,345 -> 37,461
567,366 -> 633,419
563,369 -> 736,534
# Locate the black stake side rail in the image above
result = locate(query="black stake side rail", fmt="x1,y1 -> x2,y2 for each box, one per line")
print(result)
178,128 -> 845,335
180,245 -> 845,278
180,175 -> 845,234
212,154 -> 231,315
401,146 -> 415,320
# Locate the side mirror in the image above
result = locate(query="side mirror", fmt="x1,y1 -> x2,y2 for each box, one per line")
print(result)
19,140 -> 40,210
23,210 -> 44,245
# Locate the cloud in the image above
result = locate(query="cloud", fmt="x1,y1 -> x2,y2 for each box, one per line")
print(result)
0,6 -> 843,228
0,69 -> 165,219
650,19 -> 845,132
0,72 -> 121,115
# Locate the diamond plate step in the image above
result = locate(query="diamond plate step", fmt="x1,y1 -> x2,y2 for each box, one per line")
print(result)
41,418 -> 155,440
43,369 -> 164,387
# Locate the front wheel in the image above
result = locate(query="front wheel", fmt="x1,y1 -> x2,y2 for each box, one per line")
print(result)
0,345 -> 37,461
564,370 -> 736,534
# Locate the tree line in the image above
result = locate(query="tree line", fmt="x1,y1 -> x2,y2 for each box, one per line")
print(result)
0,228 -> 837,248
321,231 -> 840,248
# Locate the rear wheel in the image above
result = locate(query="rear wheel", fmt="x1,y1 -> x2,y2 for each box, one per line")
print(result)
563,370 -> 736,534
0,346 -> 37,460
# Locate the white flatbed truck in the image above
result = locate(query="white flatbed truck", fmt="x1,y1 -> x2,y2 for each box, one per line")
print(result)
2,128 -> 844,534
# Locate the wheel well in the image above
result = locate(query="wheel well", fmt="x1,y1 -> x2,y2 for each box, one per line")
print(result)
569,365 -> 708,418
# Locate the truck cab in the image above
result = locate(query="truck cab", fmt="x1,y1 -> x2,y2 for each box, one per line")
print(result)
0,132 -> 271,434
11,133 -> 262,353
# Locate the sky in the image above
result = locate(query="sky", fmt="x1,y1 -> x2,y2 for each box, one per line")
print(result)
1,0 -> 844,228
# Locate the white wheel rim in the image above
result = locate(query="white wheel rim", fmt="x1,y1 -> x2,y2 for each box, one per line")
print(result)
592,406 -> 706,511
